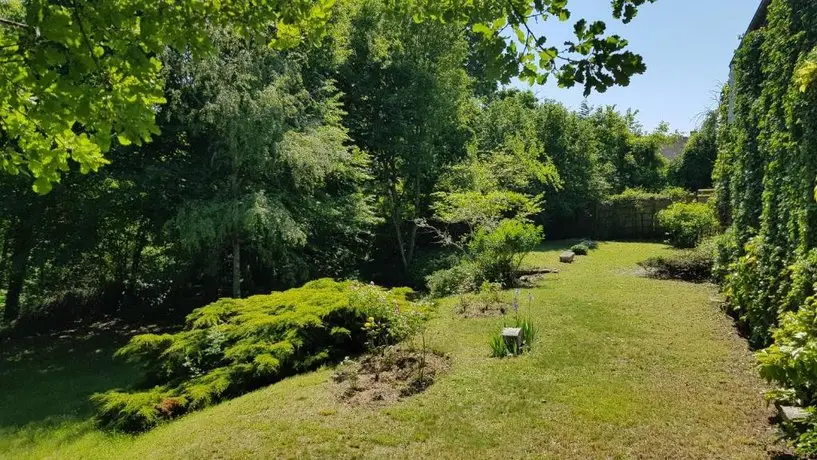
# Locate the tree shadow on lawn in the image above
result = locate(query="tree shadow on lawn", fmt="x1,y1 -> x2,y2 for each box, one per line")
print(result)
0,322 -> 147,433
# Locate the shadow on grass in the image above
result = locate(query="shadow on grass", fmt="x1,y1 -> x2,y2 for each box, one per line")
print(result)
0,323 -> 145,432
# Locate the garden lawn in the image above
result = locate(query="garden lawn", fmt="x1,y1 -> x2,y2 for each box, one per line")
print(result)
0,242 -> 773,459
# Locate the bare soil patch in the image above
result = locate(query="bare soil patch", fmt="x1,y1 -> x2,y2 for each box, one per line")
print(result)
332,347 -> 449,407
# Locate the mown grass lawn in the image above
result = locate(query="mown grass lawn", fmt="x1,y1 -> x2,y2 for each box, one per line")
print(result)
0,242 -> 774,459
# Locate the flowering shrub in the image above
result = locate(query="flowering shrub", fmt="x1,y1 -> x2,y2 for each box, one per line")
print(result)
93,279 -> 428,432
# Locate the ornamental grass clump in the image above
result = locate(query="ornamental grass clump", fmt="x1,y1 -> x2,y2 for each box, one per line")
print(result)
93,279 -> 428,432
488,289 -> 537,358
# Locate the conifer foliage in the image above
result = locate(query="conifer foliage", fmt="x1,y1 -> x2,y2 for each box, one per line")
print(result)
93,279 -> 426,432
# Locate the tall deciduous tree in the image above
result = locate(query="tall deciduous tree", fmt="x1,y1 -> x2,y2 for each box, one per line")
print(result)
338,0 -> 472,270
669,110 -> 718,191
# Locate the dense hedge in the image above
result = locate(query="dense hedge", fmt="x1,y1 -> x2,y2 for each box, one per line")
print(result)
715,0 -> 817,452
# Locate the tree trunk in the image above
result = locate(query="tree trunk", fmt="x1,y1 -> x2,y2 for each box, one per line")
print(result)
126,225 -> 147,301
392,214 -> 408,270
0,223 -> 12,287
4,221 -> 33,323
405,221 -> 418,268
232,238 -> 241,299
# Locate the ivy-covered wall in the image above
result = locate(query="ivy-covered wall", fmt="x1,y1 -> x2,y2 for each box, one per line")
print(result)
715,0 -> 817,347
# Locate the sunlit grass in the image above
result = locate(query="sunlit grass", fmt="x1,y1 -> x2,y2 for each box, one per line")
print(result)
0,242 -> 773,459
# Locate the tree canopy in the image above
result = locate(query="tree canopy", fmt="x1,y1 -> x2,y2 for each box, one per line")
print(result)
0,0 -> 656,192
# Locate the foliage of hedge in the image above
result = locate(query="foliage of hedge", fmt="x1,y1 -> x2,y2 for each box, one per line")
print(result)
93,279 -> 426,432
713,0 -> 817,453
604,186 -> 689,206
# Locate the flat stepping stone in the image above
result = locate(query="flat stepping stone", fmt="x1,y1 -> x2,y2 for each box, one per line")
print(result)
502,327 -> 523,354
777,403 -> 809,422
560,251 -> 575,263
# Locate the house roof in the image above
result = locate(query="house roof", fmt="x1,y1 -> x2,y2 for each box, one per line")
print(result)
745,0 -> 772,35
729,0 -> 772,68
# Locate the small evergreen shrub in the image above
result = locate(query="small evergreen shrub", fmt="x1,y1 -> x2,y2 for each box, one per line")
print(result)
657,202 -> 718,248
570,243 -> 589,255
93,279 -> 428,432
638,238 -> 715,282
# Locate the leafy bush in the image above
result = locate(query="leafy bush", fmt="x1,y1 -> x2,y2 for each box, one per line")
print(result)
425,262 -> 478,298
93,279 -> 428,432
657,202 -> 718,248
638,238 -> 715,282
757,298 -> 817,408
570,243 -> 589,255
468,218 -> 543,287
756,295 -> 817,458
426,219 -> 542,296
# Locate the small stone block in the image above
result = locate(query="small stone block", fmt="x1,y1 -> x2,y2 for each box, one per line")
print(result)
502,327 -> 523,353
560,251 -> 575,263
778,404 -> 809,422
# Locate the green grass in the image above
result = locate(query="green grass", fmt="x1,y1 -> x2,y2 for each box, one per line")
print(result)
0,242 -> 773,459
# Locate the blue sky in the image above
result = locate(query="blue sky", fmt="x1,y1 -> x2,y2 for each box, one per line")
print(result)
512,0 -> 763,134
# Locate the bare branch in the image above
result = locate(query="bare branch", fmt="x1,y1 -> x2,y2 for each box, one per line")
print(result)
0,17 -> 29,30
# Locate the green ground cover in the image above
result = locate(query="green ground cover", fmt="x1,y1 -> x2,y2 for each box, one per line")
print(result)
0,242 -> 773,459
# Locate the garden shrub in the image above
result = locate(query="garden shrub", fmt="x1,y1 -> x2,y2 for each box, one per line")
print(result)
453,281 -> 508,317
426,219 -> 542,297
570,243 -> 589,255
638,238 -> 715,282
657,202 -> 718,248
758,297 -> 817,408
468,218 -> 543,287
425,262 -> 478,298
93,279 -> 428,432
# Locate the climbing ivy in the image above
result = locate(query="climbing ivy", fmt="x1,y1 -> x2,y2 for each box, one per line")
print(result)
716,0 -> 817,347
716,0 -> 817,451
